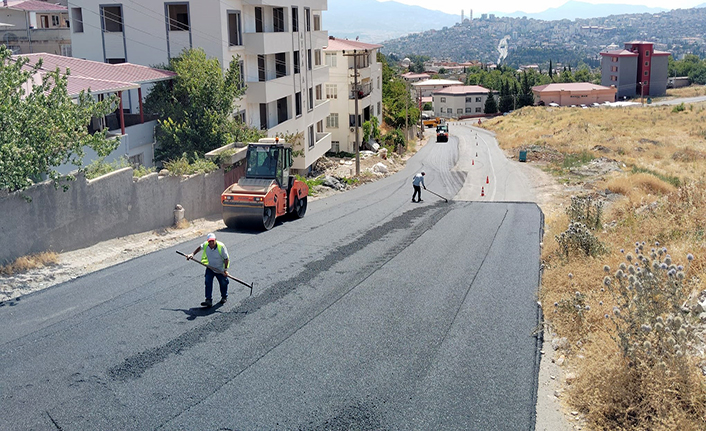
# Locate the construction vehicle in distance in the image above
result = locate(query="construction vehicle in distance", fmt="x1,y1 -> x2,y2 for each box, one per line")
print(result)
436,123 -> 449,142
221,138 -> 308,230
421,113 -> 441,128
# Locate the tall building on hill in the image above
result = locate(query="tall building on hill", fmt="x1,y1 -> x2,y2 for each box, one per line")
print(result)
69,0 -> 331,173
600,41 -> 670,99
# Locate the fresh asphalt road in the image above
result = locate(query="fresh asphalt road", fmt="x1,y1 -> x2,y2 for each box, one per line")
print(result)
0,126 -> 544,430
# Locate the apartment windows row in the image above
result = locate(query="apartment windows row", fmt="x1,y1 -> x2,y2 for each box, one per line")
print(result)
465,97 -> 482,103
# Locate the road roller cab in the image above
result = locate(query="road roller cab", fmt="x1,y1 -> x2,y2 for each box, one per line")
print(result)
221,138 -> 309,230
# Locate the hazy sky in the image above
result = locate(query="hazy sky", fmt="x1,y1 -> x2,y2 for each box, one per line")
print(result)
379,0 -> 706,14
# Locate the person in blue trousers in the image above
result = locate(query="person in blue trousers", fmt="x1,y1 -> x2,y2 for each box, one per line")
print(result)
187,233 -> 230,307
412,171 -> 426,202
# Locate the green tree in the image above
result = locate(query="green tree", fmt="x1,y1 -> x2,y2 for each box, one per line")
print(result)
517,71 -> 535,108
484,90 -> 498,114
380,54 -> 419,129
0,46 -> 119,192
144,48 -> 262,163
498,79 -> 514,113
573,66 -> 592,83
548,59 -> 554,80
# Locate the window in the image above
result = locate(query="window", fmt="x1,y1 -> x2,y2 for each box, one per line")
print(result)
610,75 -> 618,81
327,113 -> 339,128
611,56 -> 618,62
106,58 -> 126,64
349,114 -> 356,127
377,102 -> 381,116
465,97 -> 473,103
308,87 -> 313,112
377,76 -> 380,89
440,97 -> 446,103
258,55 -> 266,81
101,6 -> 122,32
476,97 -> 481,102
305,8 -> 311,31
237,60 -> 244,89
475,107 -> 482,113
71,8 -> 83,33
313,14 -> 321,31
314,49 -> 322,66
167,4 -> 189,31
315,84 -> 322,101
466,107 -> 472,113
275,52 -> 286,78
255,7 -> 263,32
643,80 -> 648,85
316,120 -> 324,133
273,7 -> 285,32
645,61 -> 649,66
228,11 -> 242,46
457,108 -> 463,114
325,52 -> 337,67
295,92 -> 302,117
60,44 -> 72,57
51,15 -> 60,27
610,66 -> 618,72
447,108 -> 453,114
645,51 -> 650,56
292,7 -> 299,32
260,104 -> 267,130
293,51 -> 300,74
326,84 -> 337,99
307,49 -> 312,70
644,71 -> 649,76
234,110 -> 246,123
308,124 -> 315,148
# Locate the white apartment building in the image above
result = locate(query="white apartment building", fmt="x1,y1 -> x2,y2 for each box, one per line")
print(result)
432,85 -> 491,119
323,37 -> 382,153
0,0 -> 71,56
69,0 -> 330,172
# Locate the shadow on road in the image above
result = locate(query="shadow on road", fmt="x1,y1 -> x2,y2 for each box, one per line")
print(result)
163,303 -> 226,320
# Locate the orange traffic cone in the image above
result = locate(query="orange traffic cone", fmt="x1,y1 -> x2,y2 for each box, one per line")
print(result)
476,152 -> 478,157
486,176 -> 489,184
481,187 -> 485,196
472,159 -> 474,165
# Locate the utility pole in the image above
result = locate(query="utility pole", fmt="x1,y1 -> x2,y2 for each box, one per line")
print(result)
405,81 -> 409,142
343,48 -> 369,176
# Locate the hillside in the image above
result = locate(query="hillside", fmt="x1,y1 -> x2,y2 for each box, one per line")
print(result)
381,6 -> 706,68
496,0 -> 666,20
324,0 -> 459,43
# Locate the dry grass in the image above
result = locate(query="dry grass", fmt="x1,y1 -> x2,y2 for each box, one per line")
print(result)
665,84 -> 706,99
0,252 -> 59,276
485,102 -> 706,430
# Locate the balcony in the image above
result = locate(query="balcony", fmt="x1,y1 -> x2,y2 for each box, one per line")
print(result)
349,82 -> 373,100
246,75 -> 292,104
243,31 -> 292,56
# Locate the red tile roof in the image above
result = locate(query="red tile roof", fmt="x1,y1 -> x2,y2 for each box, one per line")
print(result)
4,0 -> 67,12
15,53 -> 175,97
532,83 -> 615,93
324,37 -> 382,51
433,85 -> 490,95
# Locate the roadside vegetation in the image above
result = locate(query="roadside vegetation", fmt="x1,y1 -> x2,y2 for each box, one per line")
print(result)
0,252 -> 58,276
484,102 -> 706,430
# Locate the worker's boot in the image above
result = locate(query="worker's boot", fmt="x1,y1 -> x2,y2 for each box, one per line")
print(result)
219,297 -> 228,305
201,299 -> 213,307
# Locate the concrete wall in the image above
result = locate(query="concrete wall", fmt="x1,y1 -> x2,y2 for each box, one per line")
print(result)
0,167 -> 224,265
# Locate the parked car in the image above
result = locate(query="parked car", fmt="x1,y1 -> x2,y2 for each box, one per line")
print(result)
436,124 -> 449,142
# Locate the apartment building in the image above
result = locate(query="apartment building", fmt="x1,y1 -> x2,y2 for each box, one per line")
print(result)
432,85 -> 491,119
0,0 -> 71,55
323,37 -> 382,153
600,41 -> 670,99
69,0 -> 330,172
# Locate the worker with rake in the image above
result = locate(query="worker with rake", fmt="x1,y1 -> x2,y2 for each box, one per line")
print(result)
412,171 -> 426,203
186,233 -> 230,307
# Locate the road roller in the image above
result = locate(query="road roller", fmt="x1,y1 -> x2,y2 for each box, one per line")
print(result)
221,138 -> 309,230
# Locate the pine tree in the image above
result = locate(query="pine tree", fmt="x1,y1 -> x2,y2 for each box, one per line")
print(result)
484,89 -> 498,114
549,60 -> 553,79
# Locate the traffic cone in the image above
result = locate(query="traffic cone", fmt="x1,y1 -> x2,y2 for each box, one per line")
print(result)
481,187 -> 485,196
476,152 -> 478,157
486,176 -> 489,184
472,159 -> 474,165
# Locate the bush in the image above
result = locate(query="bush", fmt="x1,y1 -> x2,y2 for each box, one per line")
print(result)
163,153 -> 219,176
671,102 -> 686,113
84,157 -> 130,180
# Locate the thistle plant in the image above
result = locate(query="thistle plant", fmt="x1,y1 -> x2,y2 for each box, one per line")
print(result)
565,195 -> 603,231
555,221 -> 606,260
602,243 -> 696,368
